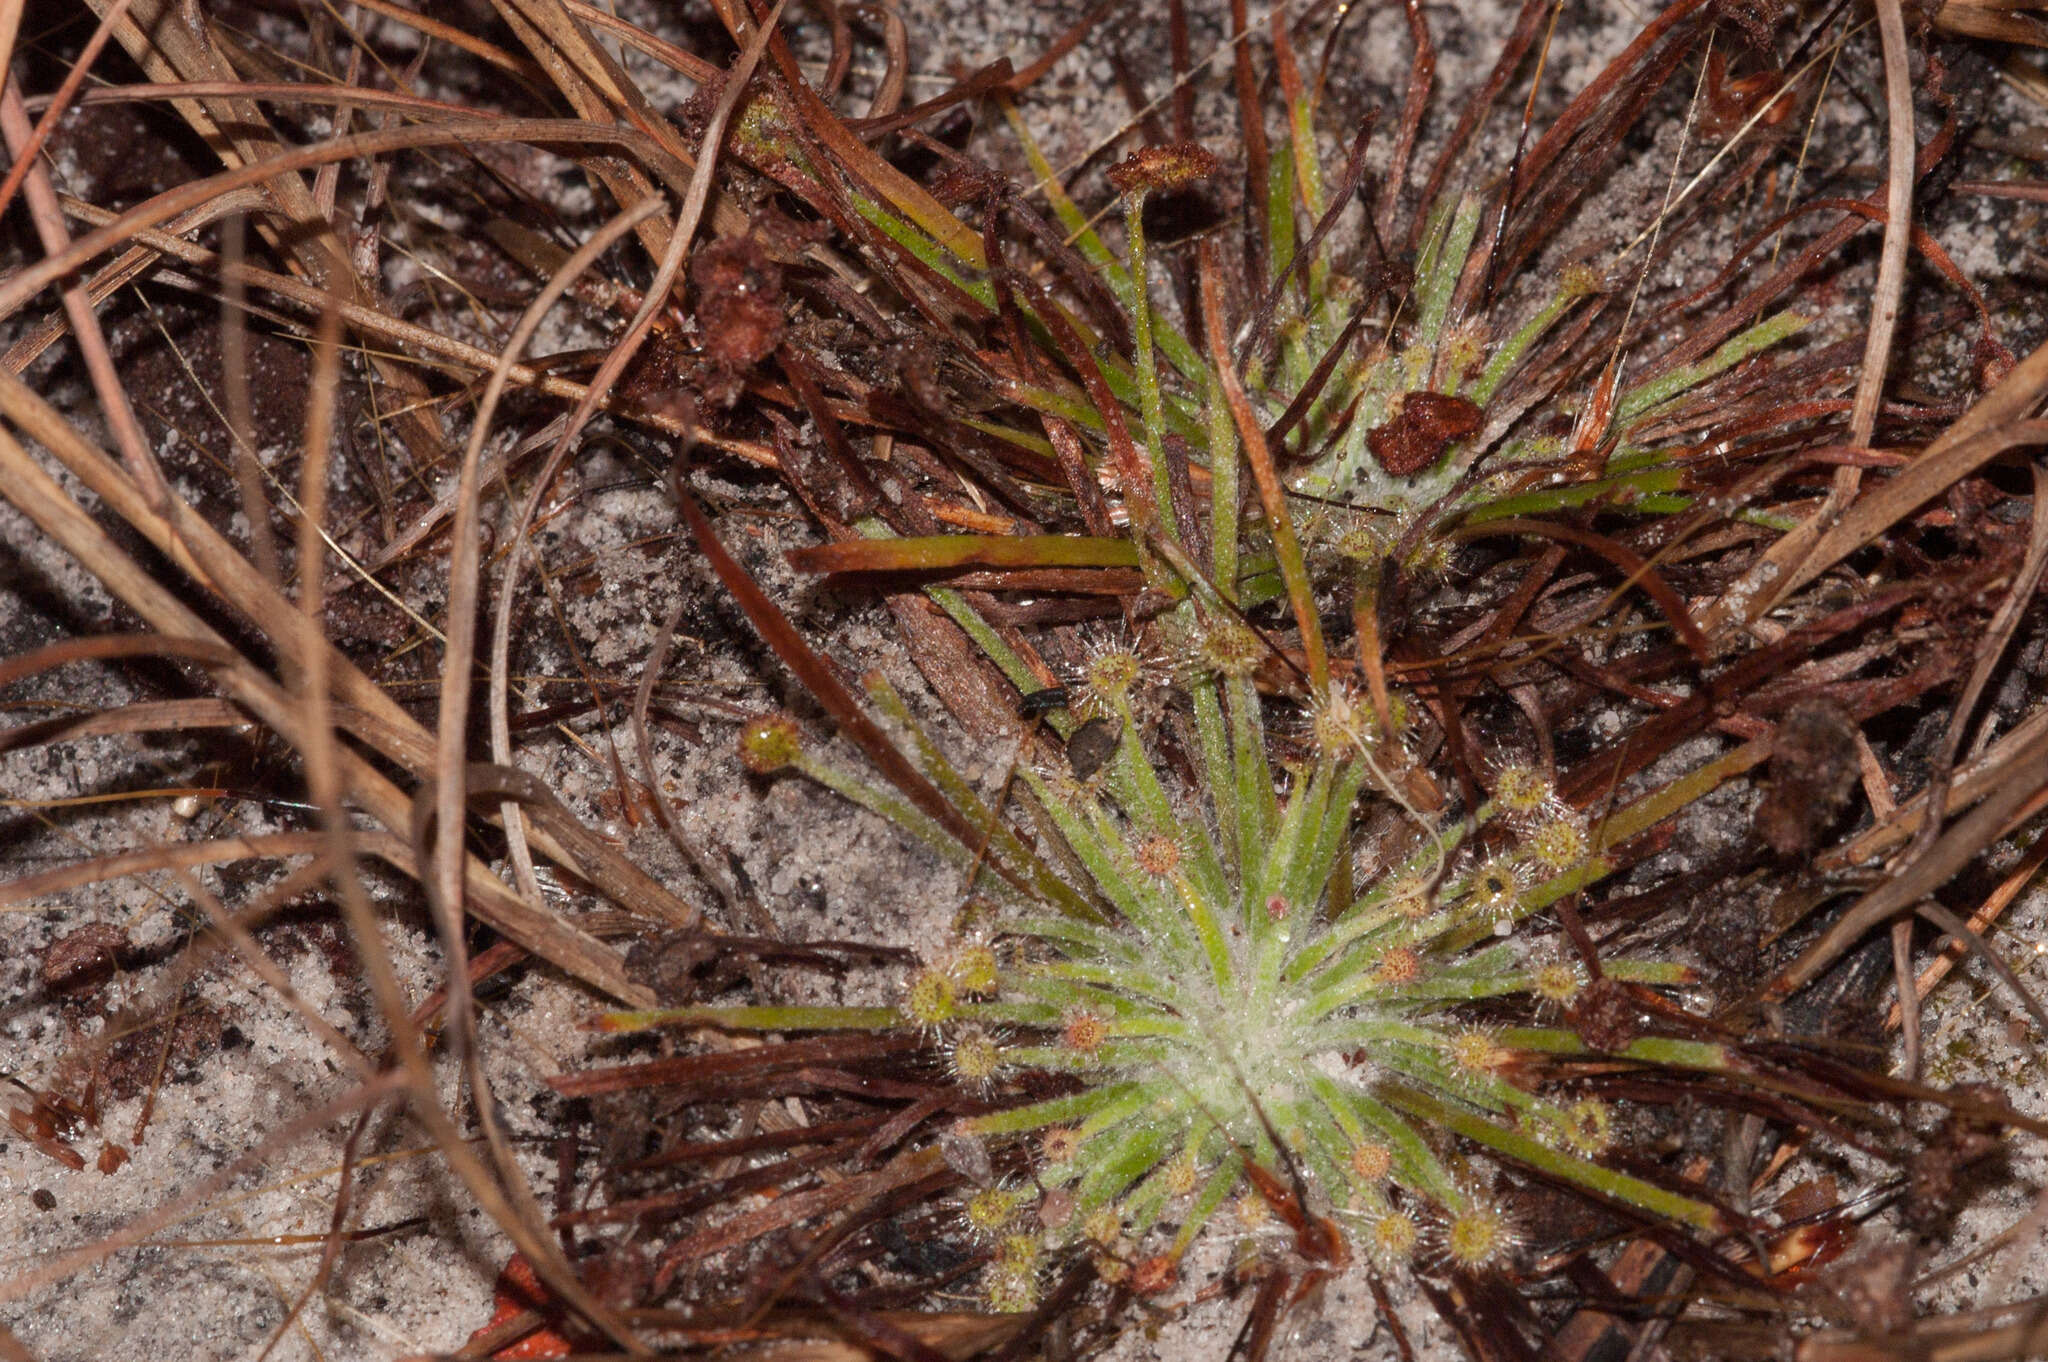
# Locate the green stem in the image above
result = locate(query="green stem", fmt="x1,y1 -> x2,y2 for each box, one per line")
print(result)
963,1079 -> 1150,1139
1121,190 -> 1180,545
1617,311 -> 1809,425
1414,195 -> 1482,348
1381,1081 -> 1728,1232
1207,370 -> 1242,599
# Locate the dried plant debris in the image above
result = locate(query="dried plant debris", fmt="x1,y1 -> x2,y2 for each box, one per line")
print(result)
1756,698 -> 1863,859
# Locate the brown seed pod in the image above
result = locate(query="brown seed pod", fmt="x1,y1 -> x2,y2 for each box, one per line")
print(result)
1365,391 -> 1483,476
1065,716 -> 1122,780
1105,143 -> 1220,197
41,922 -> 126,995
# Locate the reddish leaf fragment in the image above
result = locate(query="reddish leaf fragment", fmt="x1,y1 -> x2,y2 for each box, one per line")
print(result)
788,534 -> 1141,575
467,1254 -> 574,1360
690,235 -> 785,407
1366,392 -> 1482,475
1131,1253 -> 1180,1294
4,1106 -> 85,1171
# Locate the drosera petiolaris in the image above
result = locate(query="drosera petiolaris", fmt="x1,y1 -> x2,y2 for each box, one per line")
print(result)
709,19 -> 1818,619
595,614 -> 1732,1311
583,0 -> 1863,1319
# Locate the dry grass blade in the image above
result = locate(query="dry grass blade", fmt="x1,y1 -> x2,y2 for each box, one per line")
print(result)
0,80 -> 163,500
0,633 -> 234,684
1913,461 -> 2048,848
348,0 -> 550,80
0,397 -> 646,1345
3,186 -> 268,372
43,193 -> 734,457
481,0 -> 787,905
434,192 -> 666,1040
1798,419 -> 2048,586
1885,827 -> 2048,1030
1720,0 -> 1923,700
482,0 -> 700,264
288,215 -> 647,1357
1936,0 -> 2048,46
79,0 -> 451,465
0,831 -> 335,905
1813,701 -> 2048,887
0,366 -> 649,1001
0,697 -> 249,752
1706,335 -> 2048,635
0,0 -> 135,223
1767,715 -> 2048,1000
1847,0 -> 1917,449
0,119 -> 692,325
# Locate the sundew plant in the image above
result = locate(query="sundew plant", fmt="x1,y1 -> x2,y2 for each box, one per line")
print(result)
687,0 -> 1834,768
601,627 -> 1736,1310
591,0 -> 1853,1316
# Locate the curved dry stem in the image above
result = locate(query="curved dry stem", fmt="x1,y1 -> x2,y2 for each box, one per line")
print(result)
287,274 -> 652,1357
1701,349 -> 2048,640
1768,715 -> 2048,1001
0,830 -> 329,905
441,193 -> 665,1028
0,367 -> 651,1000
43,192 -> 779,473
0,118 -> 694,327
0,0 -> 136,224
1847,0 -> 1915,448
3,188 -> 269,373
483,0 -> 789,915
0,80 -> 163,501
412,206 -> 683,1315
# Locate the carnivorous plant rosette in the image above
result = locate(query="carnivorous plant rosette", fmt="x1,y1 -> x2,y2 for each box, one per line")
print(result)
595,624 -> 1731,1309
